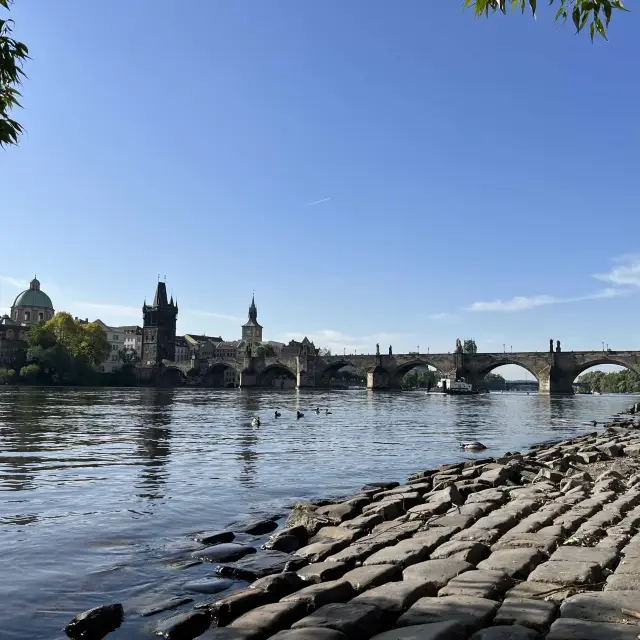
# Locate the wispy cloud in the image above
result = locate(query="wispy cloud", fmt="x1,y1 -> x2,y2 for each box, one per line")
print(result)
594,255 -> 640,288
468,288 -> 625,313
0,275 -> 27,288
276,328 -> 408,354
428,312 -> 458,321
307,197 -> 331,206
184,309 -> 244,323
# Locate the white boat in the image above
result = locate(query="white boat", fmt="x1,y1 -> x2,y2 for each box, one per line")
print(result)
434,376 -> 477,395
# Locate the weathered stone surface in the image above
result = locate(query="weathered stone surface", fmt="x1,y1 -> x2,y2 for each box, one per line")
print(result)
403,559 -> 473,592
316,502 -> 359,524
65,603 -> 124,639
193,543 -> 257,562
270,630 -> 348,640
549,545 -> 617,569
560,591 -> 640,625
452,528 -> 503,545
397,595 -> 500,632
546,618 -> 640,640
340,513 -> 383,532
412,526 -> 461,551
263,535 -> 301,553
505,581 -> 574,605
478,466 -> 510,487
250,572 -> 305,599
363,500 -> 406,521
469,510 -> 519,534
613,557 -> 640,575
528,559 -> 602,586
407,501 -> 450,520
285,504 -> 333,536
491,533 -> 560,555
604,573 -> 640,590
372,521 -> 422,537
596,534 -> 630,551
466,488 -> 506,506
438,569 -> 513,600
195,628 -> 251,639
296,541 -> 346,563
477,548 -> 546,579
311,526 -> 362,545
139,597 -> 194,618
232,519 -> 279,536
341,564 -> 402,592
427,514 -> 475,530
228,601 -> 307,637
470,626 -> 540,640
369,621 -> 468,639
183,578 -> 235,594
429,540 -> 490,564
494,597 -> 557,631
155,610 -> 212,640
297,561 -> 348,583
363,539 -> 429,568
351,579 -> 433,617
216,551 -> 302,581
195,531 -> 236,545
291,602 -> 384,638
281,579 -> 356,609
208,589 -> 269,627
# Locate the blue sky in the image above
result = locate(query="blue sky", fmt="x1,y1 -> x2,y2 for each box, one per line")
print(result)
1,1 -> 639,379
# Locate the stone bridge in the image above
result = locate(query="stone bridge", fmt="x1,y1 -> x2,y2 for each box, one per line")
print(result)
162,347 -> 640,394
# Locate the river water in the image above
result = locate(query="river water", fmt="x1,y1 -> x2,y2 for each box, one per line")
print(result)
1,387 -> 638,639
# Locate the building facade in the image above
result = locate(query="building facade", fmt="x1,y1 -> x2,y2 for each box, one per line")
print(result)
0,315 -> 27,367
140,281 -> 178,366
11,278 -> 54,326
175,336 -> 190,362
241,294 -> 263,343
94,320 -> 125,373
121,325 -> 142,357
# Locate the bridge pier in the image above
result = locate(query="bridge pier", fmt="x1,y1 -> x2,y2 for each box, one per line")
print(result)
239,371 -> 257,387
367,367 -> 390,390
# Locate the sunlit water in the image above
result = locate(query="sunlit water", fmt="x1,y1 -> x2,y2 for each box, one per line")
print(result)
1,387 -> 638,639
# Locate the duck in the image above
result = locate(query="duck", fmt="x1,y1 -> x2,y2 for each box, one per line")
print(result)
325,409 -> 332,415
296,411 -> 304,419
251,417 -> 261,427
314,407 -> 320,414
582,420 -> 597,426
274,411 -> 281,418
460,441 -> 487,451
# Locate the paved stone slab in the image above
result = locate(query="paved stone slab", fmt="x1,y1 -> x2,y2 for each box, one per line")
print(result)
477,548 -> 546,579
369,621 -> 467,639
363,500 -> 405,521
297,561 -> 349,582
407,501 -> 450,520
208,589 -> 269,626
341,564 -> 402,592
491,534 -> 560,555
316,502 -> 360,524
295,541 -> 347,563
560,591 -> 640,625
504,580 -> 574,605
549,545 -> 617,569
604,573 -> 640,590
250,572 -> 305,599
596,534 -> 630,551
452,528 -> 503,545
363,539 -> 429,568
228,601 -> 308,637
411,526 -> 460,552
438,569 -> 514,600
280,579 -> 356,609
427,513 -> 475,530
616,557 -> 640,575
470,626 -> 540,640
155,610 -> 211,640
466,489 -> 506,506
403,559 -> 473,592
372,521 -> 422,537
311,526 -> 363,544
547,618 -> 640,640
429,540 -> 490,564
396,595 -> 500,633
527,560 -> 602,586
351,579 -> 433,617
341,513 -> 383,532
291,602 -> 384,638
494,597 -> 557,631
269,630 -> 348,640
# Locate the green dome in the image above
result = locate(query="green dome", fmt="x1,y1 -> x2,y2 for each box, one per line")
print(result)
12,278 -> 53,309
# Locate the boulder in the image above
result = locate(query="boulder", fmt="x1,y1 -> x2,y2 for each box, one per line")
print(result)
228,601 -> 308,637
194,531 -> 235,545
250,572 -> 305,599
193,543 -> 256,563
208,588 -> 269,626
155,610 -> 212,640
231,519 -> 279,536
64,603 -> 124,639
290,602 -> 384,638
370,621 -> 467,639
285,504 -> 333,536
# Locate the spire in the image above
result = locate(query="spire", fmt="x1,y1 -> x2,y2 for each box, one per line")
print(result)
248,292 -> 257,322
153,281 -> 169,307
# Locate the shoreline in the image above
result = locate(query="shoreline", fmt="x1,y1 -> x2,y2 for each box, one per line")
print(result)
62,407 -> 640,640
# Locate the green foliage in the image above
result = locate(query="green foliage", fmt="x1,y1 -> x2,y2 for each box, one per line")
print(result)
319,348 -> 332,356
251,343 -> 276,358
0,366 -> 16,383
486,372 -> 505,383
463,339 -> 478,354
463,0 -> 628,40
19,363 -> 40,383
579,369 -> 640,393
118,348 -> 139,366
1,0 -> 28,147
403,368 -> 437,389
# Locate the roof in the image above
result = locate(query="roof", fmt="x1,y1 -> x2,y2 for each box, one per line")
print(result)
0,314 -> 20,326
12,278 -> 53,310
242,319 -> 263,328
185,334 -> 223,345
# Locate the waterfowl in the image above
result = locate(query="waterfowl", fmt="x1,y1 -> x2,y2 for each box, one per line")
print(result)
274,411 -> 281,418
296,411 -> 304,419
460,441 -> 487,451
251,417 -> 261,427
325,409 -> 332,415
582,420 -> 597,426
314,407 -> 320,414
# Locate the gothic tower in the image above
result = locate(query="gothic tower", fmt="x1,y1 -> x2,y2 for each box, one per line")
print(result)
140,281 -> 178,366
242,293 -> 263,343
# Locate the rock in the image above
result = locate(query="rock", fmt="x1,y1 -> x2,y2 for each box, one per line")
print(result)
262,534 -> 301,553
249,572 -> 305,599
315,502 -> 359,524
547,618 -> 640,640
560,591 -> 640,626
427,514 -> 475,530
208,588 -> 268,626
270,630 -> 348,640
452,528 -> 503,545
295,540 -> 347,563
477,548 -> 546,579
466,489 -> 506,506
290,602 -> 384,638
406,501 -> 450,520
467,510 -> 519,535
155,610 -> 212,640
193,543 -> 256,563
505,581 -> 574,605
470,627 -> 540,640
341,564 -> 402,592
196,628 -> 252,639
281,579 -> 356,609
64,603 -> 124,639
311,526 -> 362,545
413,526 -> 463,552
403,559 -> 473,593
351,579 -> 434,618
549,545 -> 617,569
362,539 -> 429,568
297,561 -> 349,582
604,573 -> 640,590
438,569 -> 514,600
370,621 -> 467,639
494,597 -> 557,631
285,504 -> 333,536
491,533 -> 561,555
396,595 -> 500,633
371,521 -> 421,537
362,481 -> 400,491
195,531 -> 236,545
228,601 -> 308,637
597,442 -> 623,458
183,578 -> 235,594
363,500 -> 406,521
216,550 -> 301,581
340,513 -> 383,532
140,597 -> 194,617
429,541 -> 490,565
533,469 -> 564,484
478,466 -> 509,487
527,559 -> 602,586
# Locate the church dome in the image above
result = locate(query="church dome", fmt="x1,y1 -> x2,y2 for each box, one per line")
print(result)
12,278 -> 54,310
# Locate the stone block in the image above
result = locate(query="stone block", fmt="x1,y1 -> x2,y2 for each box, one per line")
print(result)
527,560 -> 602,586
396,595 -> 500,633
351,579 -> 434,617
596,534 -> 630,551
470,627 -> 540,640
477,548 -> 546,579
297,561 -> 349,583
452,528 -> 503,545
407,501 -> 450,521
269,630 -> 348,640
280,579 -> 356,609
466,488 -> 507,505
597,442 -> 623,457
378,492 -> 422,509
546,618 -> 640,640
438,569 -> 514,600
504,581 -> 574,605
316,502 -> 359,524
250,572 -> 305,599
612,557 -> 640,574
290,602 -> 384,638
369,621 -> 467,639
363,539 -> 429,568
549,545 -> 617,569
402,559 -> 473,592
341,564 -> 402,593
311,526 -> 363,544
427,514 -> 475,530
372,521 -> 422,537
228,601 -> 308,638
411,526 -> 462,551
295,541 -> 347,563
478,466 -> 510,487
340,514 -> 384,532
491,534 -> 560,555
363,500 -> 406,521
493,597 -> 557,631
209,589 -> 269,627
604,574 -> 640,590
429,540 -> 490,565
468,510 -> 519,534
560,591 -> 640,626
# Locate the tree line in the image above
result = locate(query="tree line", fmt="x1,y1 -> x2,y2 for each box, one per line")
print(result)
578,369 -> 640,394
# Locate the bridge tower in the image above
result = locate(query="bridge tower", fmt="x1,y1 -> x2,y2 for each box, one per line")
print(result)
242,293 -> 263,343
140,280 -> 178,366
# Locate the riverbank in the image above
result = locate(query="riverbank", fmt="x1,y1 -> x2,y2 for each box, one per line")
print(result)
63,412 -> 640,640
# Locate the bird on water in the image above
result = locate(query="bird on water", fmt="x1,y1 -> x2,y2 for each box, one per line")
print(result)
460,441 -> 487,451
296,411 -> 304,419
251,417 -> 261,427
274,411 -> 281,418
325,409 -> 332,415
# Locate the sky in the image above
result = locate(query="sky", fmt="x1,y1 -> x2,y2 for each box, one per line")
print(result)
1,0 -> 640,380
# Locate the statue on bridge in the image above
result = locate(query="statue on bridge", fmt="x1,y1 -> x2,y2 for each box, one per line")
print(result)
456,338 -> 462,353
550,339 -> 554,353
556,340 -> 561,353
376,343 -> 380,356
389,345 -> 392,356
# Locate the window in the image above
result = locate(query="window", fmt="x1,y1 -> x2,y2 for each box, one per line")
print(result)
113,334 -> 119,341
38,312 -> 44,321
112,344 -> 118,351
24,311 -> 30,321
111,355 -> 118,361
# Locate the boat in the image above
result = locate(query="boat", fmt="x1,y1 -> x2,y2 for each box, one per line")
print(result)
433,376 -> 478,395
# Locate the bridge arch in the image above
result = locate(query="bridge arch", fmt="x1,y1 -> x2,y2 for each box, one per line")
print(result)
573,357 -> 640,380
160,366 -> 187,385
389,359 -> 442,388
204,361 -> 239,388
475,360 -> 541,384
317,359 -> 368,387
256,363 -> 297,388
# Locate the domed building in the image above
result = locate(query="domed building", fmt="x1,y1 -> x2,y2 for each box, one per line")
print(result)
11,277 -> 55,326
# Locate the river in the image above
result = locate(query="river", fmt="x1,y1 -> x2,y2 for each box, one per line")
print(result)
0,387 -> 638,639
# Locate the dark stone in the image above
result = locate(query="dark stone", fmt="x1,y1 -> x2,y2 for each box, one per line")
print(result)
470,626 -> 541,640
64,603 -> 124,639
216,550 -> 300,581
547,618 -> 640,640
140,597 -> 194,618
195,531 -> 236,545
291,602 -> 385,639
361,482 -> 400,491
370,621 -> 467,639
281,579 -> 357,609
231,519 -> 279,536
270,630 -> 348,639
207,589 -> 268,627
397,595 -> 499,632
183,578 -> 236,594
228,601 -> 308,637
250,572 -> 305,599
193,544 -> 257,563
155,610 -> 212,640
262,535 -> 300,553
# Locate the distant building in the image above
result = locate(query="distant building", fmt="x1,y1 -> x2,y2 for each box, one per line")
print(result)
141,281 -> 178,366
184,334 -> 223,359
120,325 -> 142,356
0,315 -> 27,367
11,277 -> 54,326
242,294 -> 263,343
214,340 -> 241,358
94,320 -> 125,373
175,335 -> 190,362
